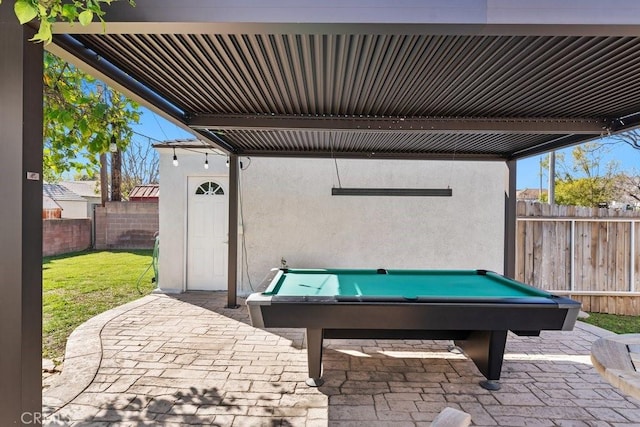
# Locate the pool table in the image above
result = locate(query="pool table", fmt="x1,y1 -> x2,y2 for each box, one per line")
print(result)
246,268 -> 581,390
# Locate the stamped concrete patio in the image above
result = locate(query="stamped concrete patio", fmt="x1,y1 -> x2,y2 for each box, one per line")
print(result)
43,293 -> 640,426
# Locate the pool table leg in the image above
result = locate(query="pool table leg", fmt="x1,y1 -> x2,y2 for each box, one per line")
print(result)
305,328 -> 324,387
455,330 -> 508,391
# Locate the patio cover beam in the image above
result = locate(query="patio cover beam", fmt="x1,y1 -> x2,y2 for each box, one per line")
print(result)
52,0 -> 640,37
512,113 -> 640,159
237,150 -> 505,161
189,115 -> 607,135
510,134 -> 607,159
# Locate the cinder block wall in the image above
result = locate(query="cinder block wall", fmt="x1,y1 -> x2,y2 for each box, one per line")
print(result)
43,219 -> 91,256
94,201 -> 159,249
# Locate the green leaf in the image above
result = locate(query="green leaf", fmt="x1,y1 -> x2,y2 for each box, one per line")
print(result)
78,119 -> 89,137
78,10 -> 93,26
61,4 -> 78,20
14,0 -> 38,25
29,20 -> 52,44
61,111 -> 75,129
47,110 -> 59,120
94,103 -> 108,118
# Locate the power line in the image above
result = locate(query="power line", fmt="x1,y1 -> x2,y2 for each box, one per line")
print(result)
151,112 -> 170,141
130,130 -> 226,156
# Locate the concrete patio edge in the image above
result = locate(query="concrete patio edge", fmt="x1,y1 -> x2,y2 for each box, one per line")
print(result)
591,333 -> 640,402
43,294 -> 161,415
575,320 -> 618,339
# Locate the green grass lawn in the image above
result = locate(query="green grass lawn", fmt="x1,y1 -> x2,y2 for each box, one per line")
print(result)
580,313 -> 640,335
43,250 -> 156,362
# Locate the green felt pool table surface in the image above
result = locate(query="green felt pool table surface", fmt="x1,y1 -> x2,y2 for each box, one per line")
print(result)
262,269 -> 552,299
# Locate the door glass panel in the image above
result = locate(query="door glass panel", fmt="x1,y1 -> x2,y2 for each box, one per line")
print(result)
195,182 -> 224,195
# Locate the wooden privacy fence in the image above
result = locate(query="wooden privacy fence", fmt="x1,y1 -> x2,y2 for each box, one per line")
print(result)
516,201 -> 640,315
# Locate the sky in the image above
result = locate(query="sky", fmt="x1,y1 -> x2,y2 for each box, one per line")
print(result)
135,107 -> 639,190
130,107 -> 193,146
516,139 -> 640,190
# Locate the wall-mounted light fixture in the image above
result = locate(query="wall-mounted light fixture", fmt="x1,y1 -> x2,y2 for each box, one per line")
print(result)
331,188 -> 452,197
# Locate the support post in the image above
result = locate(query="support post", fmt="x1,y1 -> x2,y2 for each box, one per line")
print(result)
0,8 -> 44,425
226,153 -> 239,308
548,151 -> 556,204
504,160 -> 517,279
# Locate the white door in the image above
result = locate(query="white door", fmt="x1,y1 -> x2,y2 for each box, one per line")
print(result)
187,177 -> 228,290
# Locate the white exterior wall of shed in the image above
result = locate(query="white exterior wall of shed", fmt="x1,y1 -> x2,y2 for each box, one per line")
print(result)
157,148 -> 506,295
239,158 -> 505,294
157,147 -> 229,292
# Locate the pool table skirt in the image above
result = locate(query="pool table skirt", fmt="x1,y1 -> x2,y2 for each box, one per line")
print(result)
247,295 -> 580,333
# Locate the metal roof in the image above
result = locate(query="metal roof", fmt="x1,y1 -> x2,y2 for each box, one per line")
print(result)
48,1 -> 640,161
59,181 -> 100,198
128,185 -> 159,200
43,184 -> 86,202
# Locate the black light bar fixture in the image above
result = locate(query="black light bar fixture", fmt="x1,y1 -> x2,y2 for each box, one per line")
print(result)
331,188 -> 452,197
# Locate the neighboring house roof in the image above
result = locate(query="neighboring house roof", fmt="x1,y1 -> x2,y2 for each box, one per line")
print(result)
42,195 -> 62,210
43,183 -> 86,202
516,188 -> 548,201
59,180 -> 100,199
129,184 -> 159,200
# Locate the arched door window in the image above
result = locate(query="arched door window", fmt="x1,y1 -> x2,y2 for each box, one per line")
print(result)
195,181 -> 225,195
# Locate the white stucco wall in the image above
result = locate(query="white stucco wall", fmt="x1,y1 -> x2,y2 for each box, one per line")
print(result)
157,147 -> 507,296
238,158 -> 506,295
58,200 -> 89,219
86,197 -> 101,218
